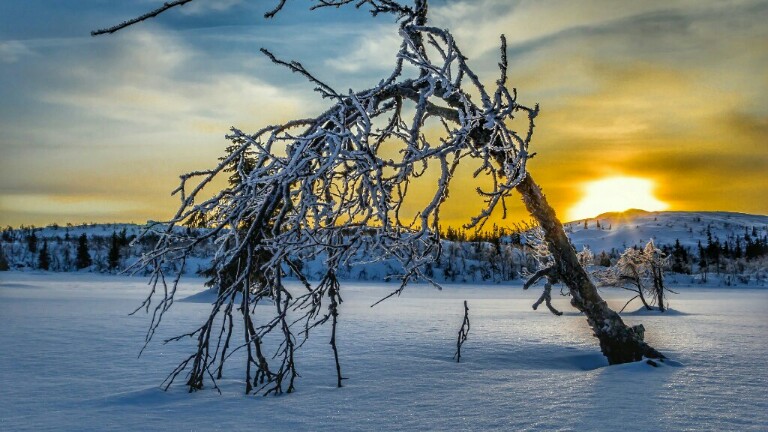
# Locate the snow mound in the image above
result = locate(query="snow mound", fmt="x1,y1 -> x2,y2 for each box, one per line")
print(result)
621,306 -> 689,316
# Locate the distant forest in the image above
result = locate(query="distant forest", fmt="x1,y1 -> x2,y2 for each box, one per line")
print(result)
1,221 -> 766,287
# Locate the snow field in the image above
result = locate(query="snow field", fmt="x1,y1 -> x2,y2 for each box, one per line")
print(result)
0,272 -> 766,431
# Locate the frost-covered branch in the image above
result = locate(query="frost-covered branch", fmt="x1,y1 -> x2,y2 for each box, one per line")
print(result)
92,0 -> 426,36
121,0 -> 536,394
98,0 -> 667,389
92,0 -> 195,36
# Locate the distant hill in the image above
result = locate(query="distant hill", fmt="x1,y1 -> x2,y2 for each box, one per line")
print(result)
564,210 -> 768,254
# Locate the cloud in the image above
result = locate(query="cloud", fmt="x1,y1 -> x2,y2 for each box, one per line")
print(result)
35,28 -> 312,135
324,27 -> 402,73
177,0 -> 245,15
1,0 -> 767,226
522,58 -> 767,217
431,0 -> 766,56
0,40 -> 33,63
131,0 -> 244,16
440,1 -> 768,221
0,28 -> 314,225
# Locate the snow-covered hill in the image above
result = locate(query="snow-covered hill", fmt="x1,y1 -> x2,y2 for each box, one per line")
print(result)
565,210 -> 768,253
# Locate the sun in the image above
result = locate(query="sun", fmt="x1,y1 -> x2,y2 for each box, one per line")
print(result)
567,176 -> 669,221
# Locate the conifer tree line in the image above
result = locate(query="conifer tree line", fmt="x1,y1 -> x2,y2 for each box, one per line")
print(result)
0,223 -> 531,279
0,224 -> 138,272
1,222 -> 766,287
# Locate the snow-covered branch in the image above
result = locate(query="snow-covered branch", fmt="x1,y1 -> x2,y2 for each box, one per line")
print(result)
122,1 -> 536,394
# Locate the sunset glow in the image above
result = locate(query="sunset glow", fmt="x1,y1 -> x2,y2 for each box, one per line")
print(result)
0,1 -> 766,227
567,176 -> 669,221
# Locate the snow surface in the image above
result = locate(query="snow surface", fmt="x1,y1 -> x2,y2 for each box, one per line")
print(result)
1,272 -> 767,431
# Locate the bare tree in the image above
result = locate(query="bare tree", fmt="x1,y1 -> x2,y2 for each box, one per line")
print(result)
594,240 -> 673,312
94,0 -> 665,394
594,247 -> 654,312
644,240 -> 670,312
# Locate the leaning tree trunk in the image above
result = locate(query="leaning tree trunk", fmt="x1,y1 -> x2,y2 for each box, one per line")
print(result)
516,174 -> 664,364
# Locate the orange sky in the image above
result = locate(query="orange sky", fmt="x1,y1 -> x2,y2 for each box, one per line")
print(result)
0,0 -> 766,228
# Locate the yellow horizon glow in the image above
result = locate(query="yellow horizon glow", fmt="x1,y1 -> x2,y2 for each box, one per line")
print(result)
1,4 -> 766,229
567,176 -> 669,221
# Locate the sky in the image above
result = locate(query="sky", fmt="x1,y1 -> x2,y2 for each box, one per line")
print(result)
0,0 -> 766,228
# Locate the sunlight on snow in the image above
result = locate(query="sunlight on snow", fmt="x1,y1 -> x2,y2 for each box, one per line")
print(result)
567,176 -> 668,221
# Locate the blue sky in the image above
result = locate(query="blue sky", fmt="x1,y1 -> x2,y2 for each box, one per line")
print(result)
1,0 -> 766,227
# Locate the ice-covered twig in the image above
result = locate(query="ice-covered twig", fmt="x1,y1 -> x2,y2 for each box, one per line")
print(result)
106,0 -> 537,394
453,300 -> 470,362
